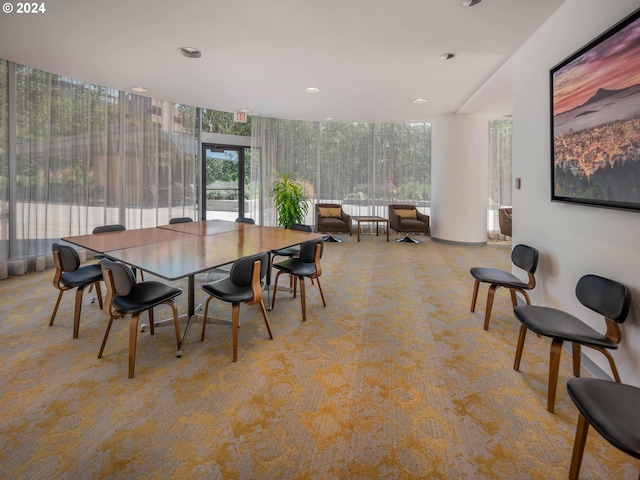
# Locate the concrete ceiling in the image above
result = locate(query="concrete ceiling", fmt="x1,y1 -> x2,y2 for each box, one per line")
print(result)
0,0 -> 565,123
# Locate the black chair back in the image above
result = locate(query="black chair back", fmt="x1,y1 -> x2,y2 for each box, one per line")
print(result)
229,252 -> 268,287
235,217 -> 255,224
299,238 -> 324,263
101,258 -> 137,296
52,243 -> 80,272
93,224 -> 126,233
512,244 -> 539,274
289,224 -> 312,232
575,274 -> 631,323
169,217 -> 193,224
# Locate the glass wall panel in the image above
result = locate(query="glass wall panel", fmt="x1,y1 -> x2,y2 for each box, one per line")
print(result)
488,119 -> 513,238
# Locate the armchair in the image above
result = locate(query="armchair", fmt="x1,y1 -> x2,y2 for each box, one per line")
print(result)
499,207 -> 512,237
388,204 -> 430,243
315,203 -> 351,242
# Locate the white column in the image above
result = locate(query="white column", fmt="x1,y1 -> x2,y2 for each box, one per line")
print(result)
430,113 -> 489,245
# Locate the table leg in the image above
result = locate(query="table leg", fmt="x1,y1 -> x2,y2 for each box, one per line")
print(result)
357,221 -> 361,242
376,222 -> 379,236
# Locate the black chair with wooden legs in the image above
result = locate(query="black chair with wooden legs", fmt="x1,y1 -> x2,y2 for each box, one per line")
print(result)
469,244 -> 539,330
169,217 -> 193,224
49,243 -> 103,338
200,252 -> 272,362
566,378 -> 640,480
271,237 -> 325,322
98,258 -> 183,378
513,274 -> 631,413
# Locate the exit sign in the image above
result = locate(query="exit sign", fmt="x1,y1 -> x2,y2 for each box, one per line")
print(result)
234,112 -> 248,123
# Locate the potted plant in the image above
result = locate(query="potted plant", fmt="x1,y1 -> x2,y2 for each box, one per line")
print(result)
272,173 -> 309,228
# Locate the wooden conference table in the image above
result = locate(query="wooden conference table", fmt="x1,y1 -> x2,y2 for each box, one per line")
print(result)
62,220 -> 322,332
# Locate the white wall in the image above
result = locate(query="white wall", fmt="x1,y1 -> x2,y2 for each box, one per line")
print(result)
512,0 -> 640,385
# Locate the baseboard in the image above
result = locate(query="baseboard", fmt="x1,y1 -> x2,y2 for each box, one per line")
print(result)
430,236 -> 487,247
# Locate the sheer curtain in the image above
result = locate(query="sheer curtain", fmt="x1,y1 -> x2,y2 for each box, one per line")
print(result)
249,117 -> 431,227
0,61 -> 8,278
0,62 -> 198,278
488,119 -> 513,240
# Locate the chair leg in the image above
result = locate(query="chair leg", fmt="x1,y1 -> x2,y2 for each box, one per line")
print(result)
231,303 -> 240,362
547,338 -> 564,413
94,281 -> 103,309
201,296 -> 214,341
149,308 -> 155,335
258,300 -> 273,339
128,313 -> 140,378
483,285 -> 498,331
98,316 -> 115,358
168,301 -> 182,356
299,276 -> 307,322
72,285 -> 89,339
49,290 -> 65,326
569,413 -> 589,480
509,288 -> 518,307
592,347 -> 622,383
315,277 -> 326,306
513,324 -> 528,371
271,271 -> 284,310
572,343 -> 582,377
470,279 -> 480,312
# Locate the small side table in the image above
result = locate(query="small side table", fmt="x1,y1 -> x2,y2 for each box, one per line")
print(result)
351,216 -> 389,242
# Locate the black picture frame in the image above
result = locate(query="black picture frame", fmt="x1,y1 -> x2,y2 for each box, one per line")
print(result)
550,7 -> 640,211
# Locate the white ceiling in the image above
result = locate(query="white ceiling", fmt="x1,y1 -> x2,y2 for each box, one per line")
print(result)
0,0 -> 565,123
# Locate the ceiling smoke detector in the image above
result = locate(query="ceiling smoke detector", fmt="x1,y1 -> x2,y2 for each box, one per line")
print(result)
461,0 -> 482,6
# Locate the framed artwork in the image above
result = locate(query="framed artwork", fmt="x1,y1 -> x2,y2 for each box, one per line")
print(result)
550,7 -> 640,211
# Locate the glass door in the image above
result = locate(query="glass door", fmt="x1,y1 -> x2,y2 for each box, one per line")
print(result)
202,144 -> 248,220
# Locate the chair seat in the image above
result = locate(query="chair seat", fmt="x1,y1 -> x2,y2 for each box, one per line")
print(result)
398,218 -> 429,230
202,277 -> 261,303
60,264 -> 103,287
567,378 -> 640,459
273,258 -> 317,277
320,218 -> 348,229
470,267 -> 531,289
272,246 -> 300,257
514,305 -> 618,349
113,281 -> 182,314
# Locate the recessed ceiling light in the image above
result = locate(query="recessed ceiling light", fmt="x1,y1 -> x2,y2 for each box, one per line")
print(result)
304,87 -> 320,94
440,53 -> 456,60
237,108 -> 251,113
178,46 -> 202,59
406,118 -> 418,123
411,98 -> 429,104
461,0 -> 482,6
323,117 -> 335,121
131,86 -> 148,93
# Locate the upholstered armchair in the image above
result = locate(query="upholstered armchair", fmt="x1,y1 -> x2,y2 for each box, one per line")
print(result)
315,203 -> 351,242
388,204 -> 430,243
499,207 -> 512,237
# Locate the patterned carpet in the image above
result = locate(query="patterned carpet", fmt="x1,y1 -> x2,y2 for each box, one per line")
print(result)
0,234 -> 638,479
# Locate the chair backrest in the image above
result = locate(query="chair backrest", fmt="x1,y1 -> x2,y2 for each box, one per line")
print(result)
511,244 -> 539,274
93,224 -> 126,234
100,258 -> 137,296
52,243 -> 80,272
169,217 -> 193,224
576,274 -> 631,324
235,217 -> 255,224
229,252 -> 268,287
289,224 -> 313,232
299,238 -> 324,263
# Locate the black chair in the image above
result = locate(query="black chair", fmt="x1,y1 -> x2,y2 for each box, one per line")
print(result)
98,258 -> 183,378
271,237 -> 326,322
169,217 -> 193,224
270,224 -> 313,270
49,243 -> 103,338
566,378 -> 640,479
470,244 -> 539,330
513,274 -> 631,413
200,252 -> 272,362
235,217 -> 255,224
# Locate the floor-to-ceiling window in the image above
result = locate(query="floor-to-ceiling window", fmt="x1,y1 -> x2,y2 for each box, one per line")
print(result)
0,61 -> 198,278
488,119 -> 512,239
250,117 -> 431,226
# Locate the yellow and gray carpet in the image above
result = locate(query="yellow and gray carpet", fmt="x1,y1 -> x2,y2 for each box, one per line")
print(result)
1,234 -> 638,479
